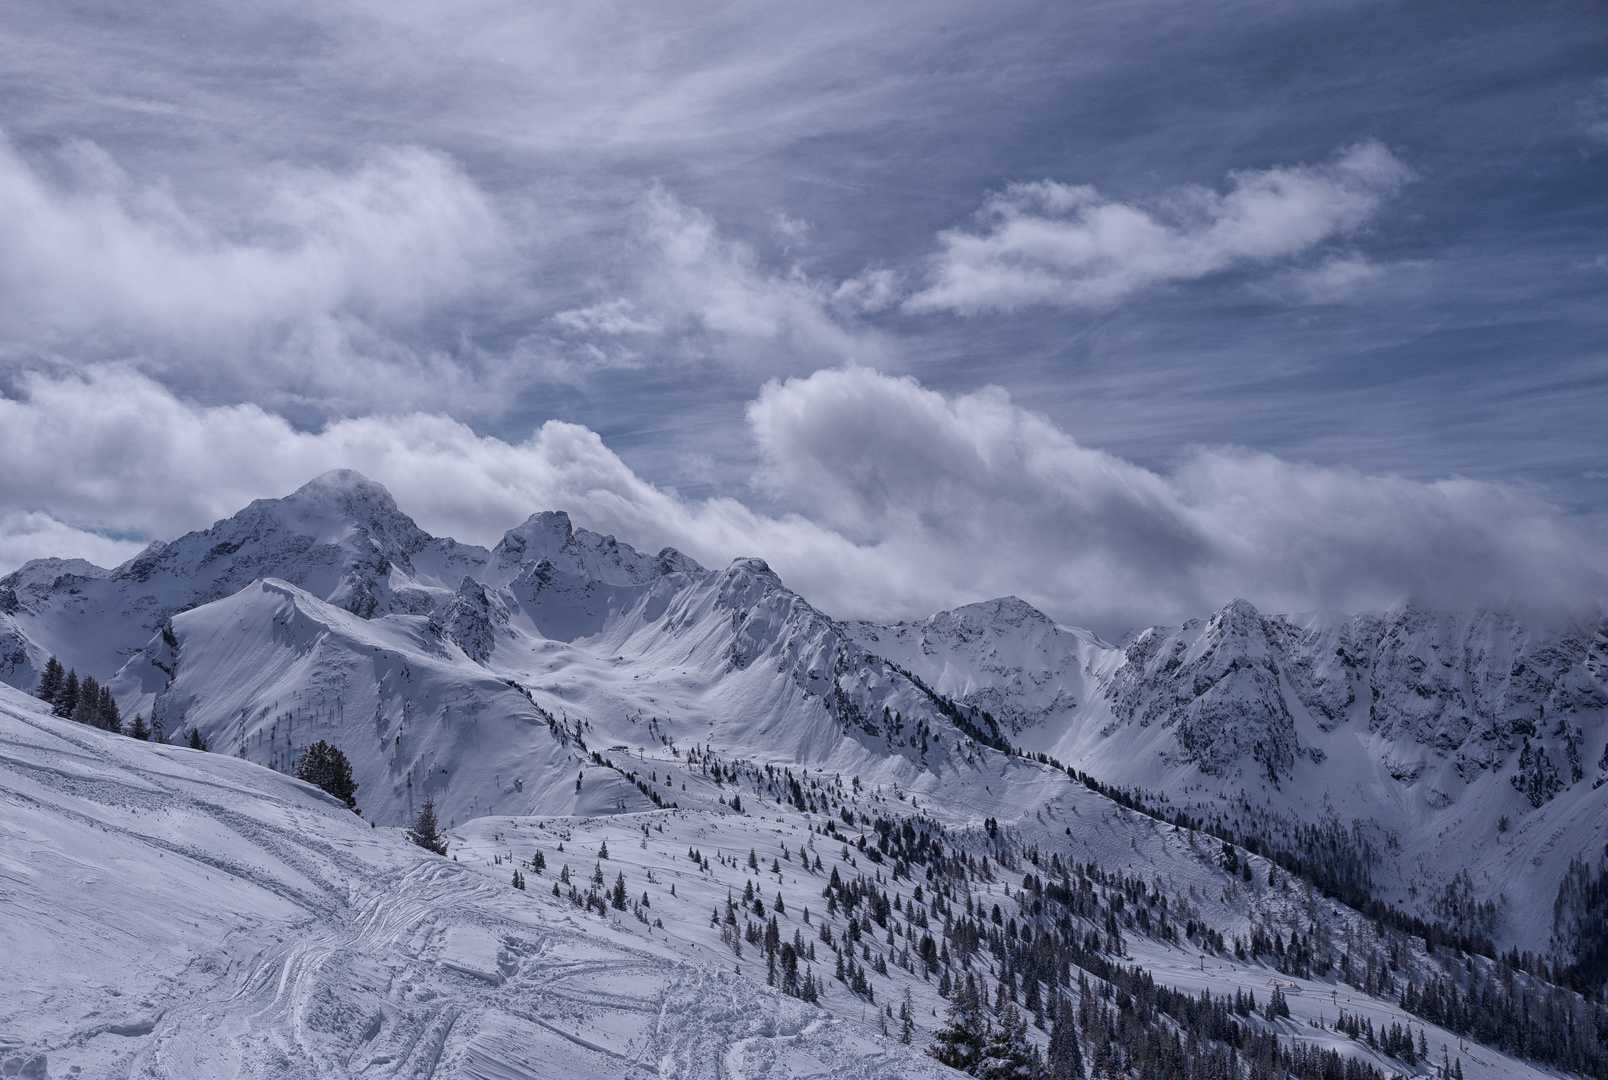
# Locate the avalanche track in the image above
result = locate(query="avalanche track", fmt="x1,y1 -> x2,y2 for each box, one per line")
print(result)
0,684 -> 948,1080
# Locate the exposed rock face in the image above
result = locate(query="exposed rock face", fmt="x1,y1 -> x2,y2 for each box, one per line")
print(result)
1104,599 -> 1299,782
439,577 -> 511,664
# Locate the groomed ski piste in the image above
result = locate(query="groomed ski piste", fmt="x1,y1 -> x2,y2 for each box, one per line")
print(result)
1,679 -> 1558,1079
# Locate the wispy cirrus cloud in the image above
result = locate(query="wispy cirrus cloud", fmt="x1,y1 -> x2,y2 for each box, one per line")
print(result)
905,141 -> 1412,314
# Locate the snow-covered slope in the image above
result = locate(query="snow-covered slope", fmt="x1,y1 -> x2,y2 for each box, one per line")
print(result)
3,675 -> 1563,1080
0,681 -> 956,1080
6,470 -> 1607,962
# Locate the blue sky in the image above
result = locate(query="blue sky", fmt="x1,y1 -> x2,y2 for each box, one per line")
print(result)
0,0 -> 1604,631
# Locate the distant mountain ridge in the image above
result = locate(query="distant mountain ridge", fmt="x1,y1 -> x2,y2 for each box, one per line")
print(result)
3,470 -> 1606,953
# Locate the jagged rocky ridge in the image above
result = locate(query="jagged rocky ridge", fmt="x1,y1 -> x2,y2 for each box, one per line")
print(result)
847,594 -> 1608,955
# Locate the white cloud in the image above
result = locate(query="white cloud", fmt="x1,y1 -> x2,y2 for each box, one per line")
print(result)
742,367 -> 1606,628
831,268 -> 901,313
1,367 -> 1600,633
633,188 -> 881,365
0,134 -> 508,406
527,188 -> 887,378
1274,254 -> 1388,303
905,141 -> 1413,314
0,511 -> 147,576
550,299 -> 660,336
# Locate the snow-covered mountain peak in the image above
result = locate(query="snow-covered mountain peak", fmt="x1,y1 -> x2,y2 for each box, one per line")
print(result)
726,555 -> 778,579
1,556 -> 113,597
239,468 -> 432,555
490,509 -> 702,587
290,467 -> 404,512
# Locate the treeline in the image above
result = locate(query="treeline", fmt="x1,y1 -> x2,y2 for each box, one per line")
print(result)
828,808 -> 1416,1080
1066,767 -> 1497,962
881,660 -> 1010,752
36,655 -> 207,749
35,656 -> 130,733
1400,960 -> 1608,1078
1075,968 -> 1397,1080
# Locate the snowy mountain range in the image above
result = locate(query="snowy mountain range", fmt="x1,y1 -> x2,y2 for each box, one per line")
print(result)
7,470 -> 1608,1079
4,470 -> 1606,955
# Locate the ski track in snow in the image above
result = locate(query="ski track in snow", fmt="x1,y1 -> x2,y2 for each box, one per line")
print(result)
0,684 -> 951,1080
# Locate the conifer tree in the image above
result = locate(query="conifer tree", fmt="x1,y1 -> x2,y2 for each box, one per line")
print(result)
407,797 -> 448,855
129,713 -> 151,741
36,657 -> 64,707
97,684 -> 121,733
929,971 -> 988,1074
71,675 -> 101,726
58,669 -> 79,718
187,727 -> 208,751
294,740 -> 360,811
1047,999 -> 1084,1080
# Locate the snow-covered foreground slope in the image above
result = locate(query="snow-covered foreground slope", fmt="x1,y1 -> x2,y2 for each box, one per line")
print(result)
435,741 -> 1562,1080
0,682 -> 952,1080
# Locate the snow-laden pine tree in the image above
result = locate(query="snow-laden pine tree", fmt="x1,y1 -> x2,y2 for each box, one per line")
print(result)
407,797 -> 448,855
928,973 -> 987,1074
294,740 -> 360,811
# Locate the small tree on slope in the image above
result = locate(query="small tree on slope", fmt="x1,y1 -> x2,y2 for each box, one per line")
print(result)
929,974 -> 988,1075
294,740 -> 360,812
408,797 -> 448,855
35,657 -> 64,708
1046,999 -> 1084,1080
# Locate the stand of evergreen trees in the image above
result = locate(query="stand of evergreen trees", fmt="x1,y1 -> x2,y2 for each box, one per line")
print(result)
1399,960 -> 1608,1078
36,657 -> 123,732
294,740 -> 360,812
1554,854 -> 1608,990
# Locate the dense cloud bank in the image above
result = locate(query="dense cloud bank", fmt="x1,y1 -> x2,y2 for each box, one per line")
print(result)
1,367 -> 1600,633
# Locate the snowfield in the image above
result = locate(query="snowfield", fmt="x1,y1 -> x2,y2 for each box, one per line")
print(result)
0,683 -> 952,1080
2,679 -> 1556,1079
